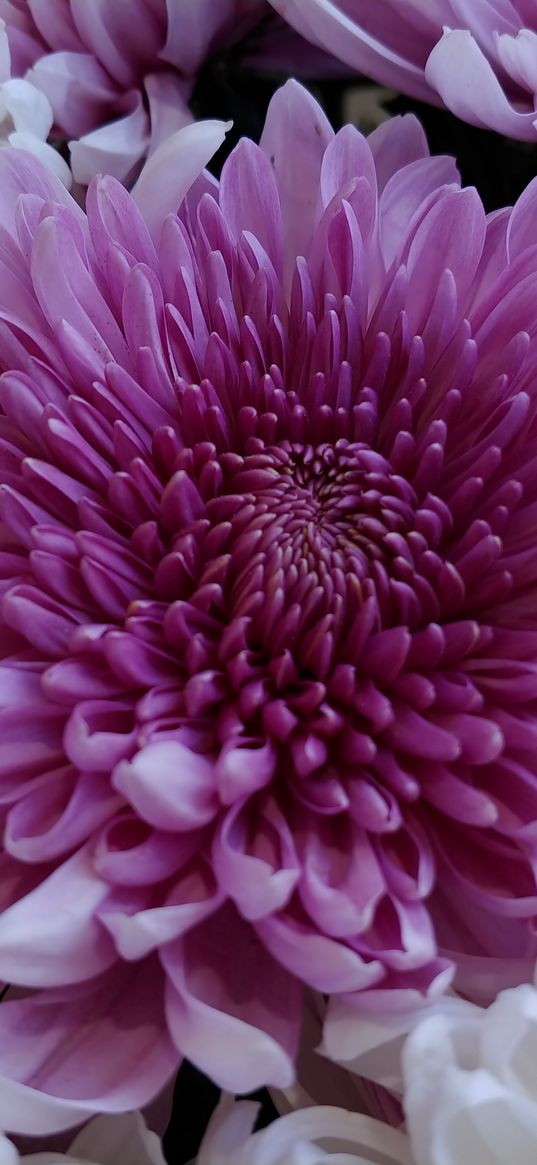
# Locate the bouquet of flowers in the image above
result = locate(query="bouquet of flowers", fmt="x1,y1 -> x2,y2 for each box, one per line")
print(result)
1,2 -> 537,1161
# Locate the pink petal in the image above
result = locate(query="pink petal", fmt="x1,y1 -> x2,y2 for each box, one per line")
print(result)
131,119 -> 231,246
27,51 -> 118,137
368,113 -> 428,191
259,79 -> 333,290
426,29 -> 537,139
0,845 -> 116,986
269,0 -> 433,100
113,739 -> 219,832
162,904 -> 301,1092
100,857 -> 223,960
0,146 -> 82,239
0,958 -> 178,1133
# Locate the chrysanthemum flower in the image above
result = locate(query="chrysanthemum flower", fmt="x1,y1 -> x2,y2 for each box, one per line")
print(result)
0,0 -> 266,185
2,78 -> 537,1130
270,0 -> 537,140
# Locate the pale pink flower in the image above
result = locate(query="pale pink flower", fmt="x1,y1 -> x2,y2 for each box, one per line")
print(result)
0,0 -> 266,185
0,17 -> 70,185
270,0 -> 537,139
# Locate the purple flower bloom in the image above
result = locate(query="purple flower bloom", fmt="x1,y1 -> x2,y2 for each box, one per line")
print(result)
1,80 -> 537,1130
0,0 -> 266,184
270,0 -> 537,139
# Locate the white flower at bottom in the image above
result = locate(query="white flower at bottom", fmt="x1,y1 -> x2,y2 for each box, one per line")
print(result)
0,1112 -> 165,1165
6,984 -> 537,1165
403,984 -> 537,1165
195,1095 -> 411,1165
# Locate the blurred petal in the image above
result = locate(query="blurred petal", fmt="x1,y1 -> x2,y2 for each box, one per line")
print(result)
426,29 -> 537,139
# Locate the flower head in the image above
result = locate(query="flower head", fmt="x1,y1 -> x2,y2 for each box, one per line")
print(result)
0,0 -> 266,185
270,0 -> 537,139
2,80 -> 537,1129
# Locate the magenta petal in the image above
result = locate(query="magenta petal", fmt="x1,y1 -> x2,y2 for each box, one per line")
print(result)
212,796 -> 300,920
113,740 -> 218,832
256,905 -> 385,994
378,154 -> 459,269
0,958 -> 178,1134
162,904 -> 301,1091
4,769 -> 122,861
219,137 -> 284,280
0,146 -> 83,239
368,114 -> 428,191
259,79 -> 333,289
507,176 -> 537,261
100,857 -> 224,960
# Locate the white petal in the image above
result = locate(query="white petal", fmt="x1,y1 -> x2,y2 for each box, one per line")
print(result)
0,21 -> 10,85
0,1132 -> 18,1165
69,1112 -> 166,1165
0,78 -> 52,138
236,1106 -> 411,1165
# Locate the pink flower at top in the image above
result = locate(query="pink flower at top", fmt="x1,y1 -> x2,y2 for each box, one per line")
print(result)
270,0 -> 537,139
0,0 -> 266,185
2,80 -> 537,1131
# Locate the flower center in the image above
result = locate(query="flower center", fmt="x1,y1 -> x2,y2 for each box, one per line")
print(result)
226,439 -> 417,586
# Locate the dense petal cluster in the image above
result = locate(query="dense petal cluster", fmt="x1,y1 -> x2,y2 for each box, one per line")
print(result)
270,0 -> 537,139
0,0 -> 266,184
3,79 -> 537,1128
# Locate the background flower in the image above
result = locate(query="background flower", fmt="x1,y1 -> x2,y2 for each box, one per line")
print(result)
269,0 -> 537,139
194,1095 -> 411,1165
0,0 -> 267,185
0,1112 -> 165,1165
3,79 -> 537,1129
403,983 -> 537,1164
0,16 -> 70,185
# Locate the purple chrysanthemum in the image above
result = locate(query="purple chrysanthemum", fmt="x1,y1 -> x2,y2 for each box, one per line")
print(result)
270,0 -> 537,140
0,0 -> 266,184
1,80 -> 537,1130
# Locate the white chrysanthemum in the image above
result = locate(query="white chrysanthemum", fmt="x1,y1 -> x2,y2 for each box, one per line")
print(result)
195,1095 -> 410,1165
0,18 -> 70,187
0,1113 -> 165,1165
403,984 -> 537,1165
